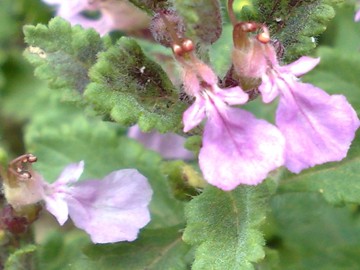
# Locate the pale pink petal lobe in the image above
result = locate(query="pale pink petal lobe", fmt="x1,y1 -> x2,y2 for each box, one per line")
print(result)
67,169 -> 152,243
285,56 -> 320,77
276,82 -> 360,173
44,193 -> 69,225
183,97 -> 206,132
54,161 -> 84,185
259,74 -> 280,103
215,86 -> 249,106
199,104 -> 285,190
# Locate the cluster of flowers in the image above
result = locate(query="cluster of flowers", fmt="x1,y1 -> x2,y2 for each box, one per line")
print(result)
173,21 -> 359,190
6,0 -> 356,244
41,1 -> 360,191
2,154 -> 152,243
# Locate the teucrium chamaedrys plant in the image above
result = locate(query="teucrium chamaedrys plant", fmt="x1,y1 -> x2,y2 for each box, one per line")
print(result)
1,0 -> 360,269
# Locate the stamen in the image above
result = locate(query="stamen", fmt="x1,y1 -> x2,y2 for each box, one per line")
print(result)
257,32 -> 270,44
27,155 -> 37,163
256,25 -> 271,44
19,171 -> 32,179
172,44 -> 183,56
181,39 -> 194,53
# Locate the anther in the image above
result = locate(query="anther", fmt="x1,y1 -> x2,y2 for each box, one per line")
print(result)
27,155 -> 37,163
181,39 -> 194,53
19,171 -> 32,179
172,44 -> 184,56
257,32 -> 270,44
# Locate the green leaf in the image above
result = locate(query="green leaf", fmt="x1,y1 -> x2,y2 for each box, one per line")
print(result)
318,4 -> 360,52
84,226 -> 192,270
36,230 -> 91,270
303,6 -> 360,104
23,17 -> 111,102
5,244 -> 37,270
183,184 -> 271,270
0,0 -> 21,49
24,99 -> 184,228
250,0 -> 343,62
85,37 -> 185,132
278,133 -> 360,205
0,55 -> 56,121
271,192 -> 360,269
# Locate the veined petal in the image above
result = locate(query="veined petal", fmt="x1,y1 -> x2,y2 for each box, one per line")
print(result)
199,98 -> 285,190
259,73 -> 280,103
67,169 -> 152,243
285,56 -> 320,77
276,82 -> 360,173
44,192 -> 69,225
53,161 -> 84,186
214,86 -> 249,106
183,97 -> 206,132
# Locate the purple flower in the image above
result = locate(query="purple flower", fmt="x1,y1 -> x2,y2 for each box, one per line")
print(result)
42,0 -> 150,36
42,0 -> 114,36
5,158 -> 152,243
181,58 -> 285,190
356,9 -> 360,22
44,162 -> 152,243
128,125 -> 193,160
258,46 -> 360,173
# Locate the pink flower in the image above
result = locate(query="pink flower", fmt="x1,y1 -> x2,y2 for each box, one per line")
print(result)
42,0 -> 114,36
5,158 -> 153,243
181,57 -> 285,190
355,9 -> 360,22
42,0 -> 150,36
258,46 -> 360,173
128,125 -> 193,160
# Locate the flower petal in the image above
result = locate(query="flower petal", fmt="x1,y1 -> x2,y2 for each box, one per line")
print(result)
259,73 -> 280,103
67,169 -> 152,243
285,56 -> 320,77
44,191 -> 69,225
214,86 -> 249,106
47,0 -> 90,19
67,14 -> 114,36
53,161 -> 84,186
199,99 -> 285,190
183,97 -> 206,132
355,10 -> 360,22
128,125 -> 193,160
276,82 -> 360,173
